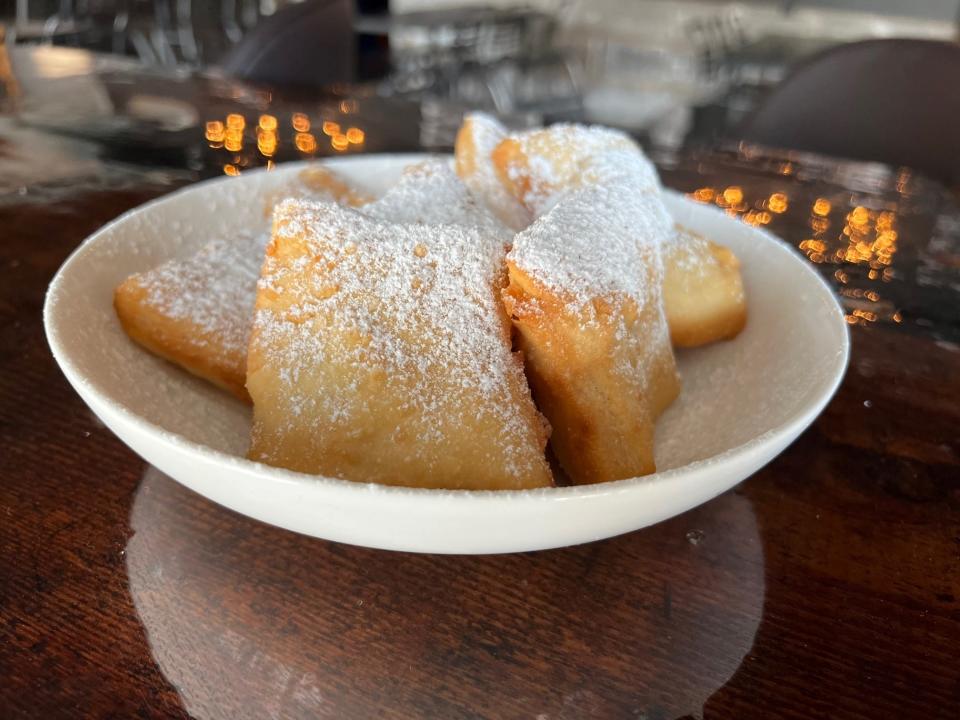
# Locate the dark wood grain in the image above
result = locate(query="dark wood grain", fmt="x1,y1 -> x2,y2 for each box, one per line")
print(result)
2,65 -> 960,719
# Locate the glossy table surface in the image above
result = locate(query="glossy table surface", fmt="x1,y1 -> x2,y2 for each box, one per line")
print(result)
1,47 -> 959,720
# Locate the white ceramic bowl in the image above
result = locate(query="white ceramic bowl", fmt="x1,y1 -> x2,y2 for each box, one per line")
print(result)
44,155 -> 848,554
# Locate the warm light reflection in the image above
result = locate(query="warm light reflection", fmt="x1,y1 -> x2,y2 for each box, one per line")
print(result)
849,206 -> 870,228
850,308 -> 878,323
225,127 -> 243,152
322,121 -> 341,136
257,127 -> 277,157
768,193 -> 788,213
688,186 -> 774,224
670,185 -> 905,328
295,132 -> 318,153
840,207 -> 899,269
204,120 -> 225,143
690,187 -> 715,203
292,112 -> 310,132
346,127 -> 365,144
799,238 -> 827,264
331,133 -> 349,152
722,186 -> 743,207
809,216 -> 830,234
876,211 -> 895,231
226,113 -> 245,130
223,164 -> 240,176
258,114 -> 278,131
680,186 -> 898,323
340,99 -> 359,114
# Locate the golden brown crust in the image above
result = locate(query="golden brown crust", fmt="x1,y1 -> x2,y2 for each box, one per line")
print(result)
114,278 -> 250,401
494,131 -> 748,350
493,125 -> 683,483
114,166 -> 369,405
664,226 -> 747,347
246,200 -> 553,490
490,138 -> 530,205
262,166 -> 373,218
298,166 -> 373,206
453,114 -> 531,231
503,263 -> 679,484
490,126 -> 649,215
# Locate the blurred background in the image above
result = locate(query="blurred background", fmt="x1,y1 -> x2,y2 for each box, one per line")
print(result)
0,0 -> 960,220
2,0 -> 957,340
1,0 -> 959,183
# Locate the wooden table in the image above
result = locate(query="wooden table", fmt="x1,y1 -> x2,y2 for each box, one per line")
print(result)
1,49 -> 959,720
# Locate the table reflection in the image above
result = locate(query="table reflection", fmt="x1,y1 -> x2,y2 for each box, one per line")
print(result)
126,467 -> 765,719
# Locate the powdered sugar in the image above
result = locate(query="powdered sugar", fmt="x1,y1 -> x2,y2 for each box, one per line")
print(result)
503,129 -> 678,409
137,232 -> 267,358
665,223 -> 712,278
363,159 -> 511,241
508,124 -> 661,215
249,199 -> 548,483
456,113 -> 532,231
509,181 -> 674,311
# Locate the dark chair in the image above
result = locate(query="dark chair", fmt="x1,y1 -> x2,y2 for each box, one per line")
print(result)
735,38 -> 960,185
219,0 -> 354,89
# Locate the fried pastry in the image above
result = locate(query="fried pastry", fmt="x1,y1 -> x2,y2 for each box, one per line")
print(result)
114,232 -> 267,401
454,113 -> 532,230
246,199 -> 553,490
263,165 -> 373,217
503,181 -> 680,484
664,225 -> 747,347
491,123 -> 660,215
116,166 -> 370,401
491,123 -> 747,349
364,159 -> 510,240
